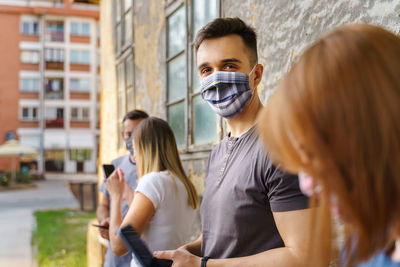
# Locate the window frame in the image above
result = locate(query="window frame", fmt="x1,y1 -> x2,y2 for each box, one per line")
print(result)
20,50 -> 40,64
45,78 -> 64,100
165,0 -> 222,153
70,78 -> 90,92
46,21 -> 64,42
69,149 -> 91,161
70,107 -> 90,121
20,106 -> 38,121
69,50 -> 90,65
21,21 -> 39,35
70,22 -> 90,36
113,0 -> 135,151
20,78 -> 39,92
45,48 -> 65,63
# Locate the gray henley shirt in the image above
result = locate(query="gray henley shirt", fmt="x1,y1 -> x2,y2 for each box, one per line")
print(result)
200,126 -> 308,259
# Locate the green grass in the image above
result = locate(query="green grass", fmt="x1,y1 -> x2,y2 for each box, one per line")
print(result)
32,209 -> 95,267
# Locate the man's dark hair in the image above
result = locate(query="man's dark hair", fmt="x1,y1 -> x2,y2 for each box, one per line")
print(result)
123,109 -> 149,123
194,17 -> 258,66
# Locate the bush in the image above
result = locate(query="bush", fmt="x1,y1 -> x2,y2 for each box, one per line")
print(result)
1,171 -> 32,184
15,171 -> 32,183
0,172 -> 10,187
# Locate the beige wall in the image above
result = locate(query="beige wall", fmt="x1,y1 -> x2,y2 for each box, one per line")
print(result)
133,0 -> 166,118
98,0 -> 118,185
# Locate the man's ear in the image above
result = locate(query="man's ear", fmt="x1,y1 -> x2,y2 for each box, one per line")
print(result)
253,63 -> 264,88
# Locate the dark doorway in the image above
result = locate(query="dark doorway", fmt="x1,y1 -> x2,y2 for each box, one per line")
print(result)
77,161 -> 84,172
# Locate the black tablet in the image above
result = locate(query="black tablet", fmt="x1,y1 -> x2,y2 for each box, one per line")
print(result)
119,224 -> 172,267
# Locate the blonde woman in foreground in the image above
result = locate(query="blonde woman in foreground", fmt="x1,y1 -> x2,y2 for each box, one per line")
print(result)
106,117 -> 199,266
259,24 -> 400,266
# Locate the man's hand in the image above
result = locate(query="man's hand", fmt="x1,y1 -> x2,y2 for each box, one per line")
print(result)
153,247 -> 201,267
99,217 -> 110,240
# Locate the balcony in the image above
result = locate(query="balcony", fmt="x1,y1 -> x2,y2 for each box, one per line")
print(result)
45,118 -> 64,128
46,22 -> 64,42
46,31 -> 64,42
45,107 -> 64,128
45,79 -> 64,100
45,48 -> 64,70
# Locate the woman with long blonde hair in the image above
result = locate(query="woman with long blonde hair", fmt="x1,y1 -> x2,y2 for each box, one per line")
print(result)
259,24 -> 400,266
106,117 -> 199,265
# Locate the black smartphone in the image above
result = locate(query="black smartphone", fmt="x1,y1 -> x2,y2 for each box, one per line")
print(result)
92,224 -> 109,229
119,224 -> 172,267
102,164 -> 115,179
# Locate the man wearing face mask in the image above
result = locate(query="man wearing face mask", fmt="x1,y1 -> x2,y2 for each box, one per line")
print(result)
154,18 -> 311,267
97,109 -> 148,267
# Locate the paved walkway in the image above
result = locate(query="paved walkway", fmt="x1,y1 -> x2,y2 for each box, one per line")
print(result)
0,173 -> 97,267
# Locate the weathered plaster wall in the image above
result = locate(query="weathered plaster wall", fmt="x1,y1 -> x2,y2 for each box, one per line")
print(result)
99,0 -> 118,180
222,0 -> 400,102
133,0 -> 207,195
133,0 -> 166,118
99,0 -> 400,197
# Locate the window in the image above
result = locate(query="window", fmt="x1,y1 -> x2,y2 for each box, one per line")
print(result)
21,21 -> 38,35
166,0 -> 219,148
45,107 -> 64,128
45,48 -> 64,70
45,48 -> 64,62
70,149 -> 91,161
70,78 -> 90,92
45,78 -> 64,99
70,22 -> 90,36
114,0 -> 135,150
20,50 -> 40,64
20,107 -> 38,121
70,50 -> 90,64
114,0 -> 133,54
20,78 -> 39,92
46,21 -> 64,42
71,107 -> 90,121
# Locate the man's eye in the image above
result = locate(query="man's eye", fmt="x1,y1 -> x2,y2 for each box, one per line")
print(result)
201,68 -> 211,74
224,64 -> 236,70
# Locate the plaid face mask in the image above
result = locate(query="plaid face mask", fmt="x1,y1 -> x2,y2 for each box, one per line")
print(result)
124,137 -> 134,156
200,66 -> 256,118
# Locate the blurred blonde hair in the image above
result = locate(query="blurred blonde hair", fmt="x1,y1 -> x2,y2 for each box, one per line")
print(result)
259,24 -> 400,266
133,117 -> 199,209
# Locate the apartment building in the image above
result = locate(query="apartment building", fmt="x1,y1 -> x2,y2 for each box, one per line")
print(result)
0,0 -> 99,173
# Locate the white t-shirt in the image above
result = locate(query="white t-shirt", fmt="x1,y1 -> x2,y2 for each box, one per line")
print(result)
134,170 -> 197,252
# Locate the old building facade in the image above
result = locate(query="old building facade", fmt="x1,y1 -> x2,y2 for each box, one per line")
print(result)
99,0 -> 400,191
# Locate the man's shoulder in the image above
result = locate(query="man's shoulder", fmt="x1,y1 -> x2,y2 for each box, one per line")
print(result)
111,154 -> 130,167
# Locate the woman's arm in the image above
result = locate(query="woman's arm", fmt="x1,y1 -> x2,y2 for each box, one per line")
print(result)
107,169 -> 156,256
110,192 -> 155,256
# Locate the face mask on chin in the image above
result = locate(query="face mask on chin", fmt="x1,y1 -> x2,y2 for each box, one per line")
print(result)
200,64 -> 257,118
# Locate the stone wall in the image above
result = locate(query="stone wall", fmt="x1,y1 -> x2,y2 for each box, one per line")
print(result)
222,0 -> 400,102
133,0 -> 166,118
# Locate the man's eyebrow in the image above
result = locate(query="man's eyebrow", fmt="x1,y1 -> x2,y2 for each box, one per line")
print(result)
221,58 -> 242,64
197,58 -> 242,70
197,62 -> 209,71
